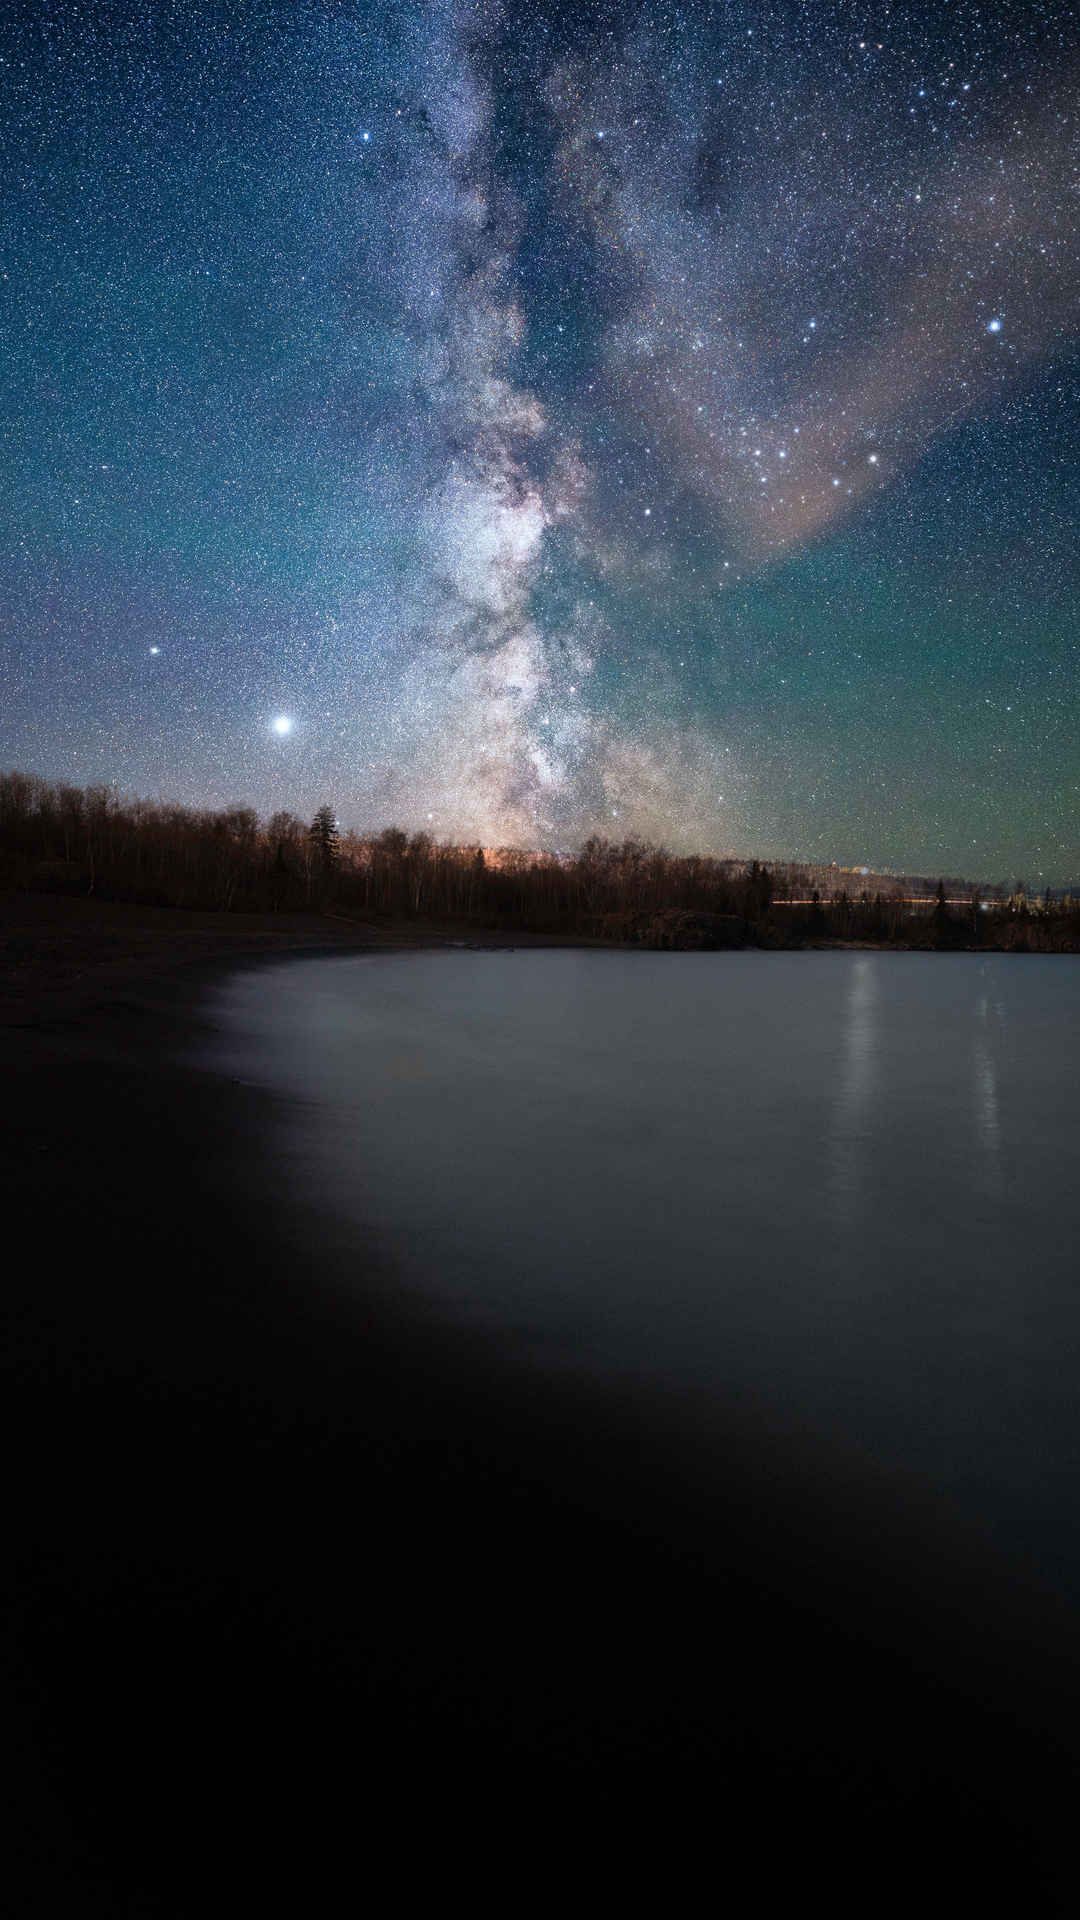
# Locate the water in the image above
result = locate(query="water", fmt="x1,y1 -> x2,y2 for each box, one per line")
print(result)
206,949 -> 1080,1591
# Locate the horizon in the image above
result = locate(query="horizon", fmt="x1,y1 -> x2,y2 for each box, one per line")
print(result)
1,1 -> 1077,879
5,763 -> 1073,893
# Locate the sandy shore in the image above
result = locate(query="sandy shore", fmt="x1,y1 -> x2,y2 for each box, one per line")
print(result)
6,892 -> 1080,1910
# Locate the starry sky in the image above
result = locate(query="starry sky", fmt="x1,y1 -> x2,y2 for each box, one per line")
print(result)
2,0 -> 1078,880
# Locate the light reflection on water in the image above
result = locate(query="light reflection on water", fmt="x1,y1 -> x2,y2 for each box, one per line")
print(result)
828,955 -> 878,1228
206,950 -> 1080,1583
974,991 -> 1002,1172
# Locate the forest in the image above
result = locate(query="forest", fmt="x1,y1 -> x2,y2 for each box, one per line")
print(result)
2,770 -> 1077,951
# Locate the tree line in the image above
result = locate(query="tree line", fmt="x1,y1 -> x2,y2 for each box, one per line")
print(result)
1,770 -> 1077,951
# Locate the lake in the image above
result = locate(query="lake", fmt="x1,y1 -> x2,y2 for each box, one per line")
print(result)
205,948 -> 1080,1594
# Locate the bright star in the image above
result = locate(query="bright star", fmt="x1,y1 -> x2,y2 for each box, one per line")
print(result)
987,317 -> 1002,332
272,715 -> 293,736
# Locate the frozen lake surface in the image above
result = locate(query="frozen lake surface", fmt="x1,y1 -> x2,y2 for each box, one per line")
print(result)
207,949 -> 1080,1589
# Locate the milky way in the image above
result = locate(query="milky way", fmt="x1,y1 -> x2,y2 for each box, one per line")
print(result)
1,0 -> 1078,878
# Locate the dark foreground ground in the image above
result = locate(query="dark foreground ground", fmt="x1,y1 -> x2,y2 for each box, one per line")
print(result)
6,893 -> 1080,1910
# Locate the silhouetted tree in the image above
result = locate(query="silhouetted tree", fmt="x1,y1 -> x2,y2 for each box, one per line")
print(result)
5,767 -> 1079,950
744,860 -> 773,921
309,805 -> 340,873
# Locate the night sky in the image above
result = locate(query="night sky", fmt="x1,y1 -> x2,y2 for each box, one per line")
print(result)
2,0 -> 1077,880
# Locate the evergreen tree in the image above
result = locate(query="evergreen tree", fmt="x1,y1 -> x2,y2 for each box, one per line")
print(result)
309,804 -> 340,874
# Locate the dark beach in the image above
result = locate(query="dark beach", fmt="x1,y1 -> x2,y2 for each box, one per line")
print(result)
6,895 -> 1079,1910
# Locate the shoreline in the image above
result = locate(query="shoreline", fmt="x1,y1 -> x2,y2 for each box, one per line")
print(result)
7,895 -> 1080,1907
0,890 -> 652,1038
4,890 -> 1068,1021
3,890 -> 1076,1025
